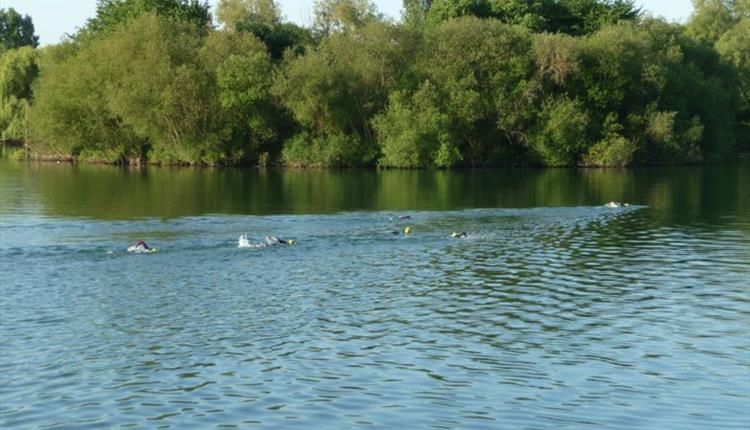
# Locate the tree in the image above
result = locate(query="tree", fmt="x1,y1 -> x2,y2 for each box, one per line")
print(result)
426,0 -> 492,25
99,14 -> 282,164
403,0 -> 432,26
578,20 -> 737,163
422,17 -> 535,165
581,113 -> 636,166
276,22 -> 417,166
687,0 -> 737,43
32,14 -> 281,164
557,0 -> 640,35
424,0 -> 639,35
716,18 -> 750,104
686,1 -> 749,149
21,0 -> 748,166
0,8 -> 39,50
217,0 -> 280,29
529,97 -> 590,165
216,0 -> 310,60
207,30 -> 285,161
375,82 -> 459,167
30,41 -> 142,161
79,0 -> 211,39
0,47 -> 38,143
237,22 -> 311,59
312,0 -> 382,38
716,18 -> 750,146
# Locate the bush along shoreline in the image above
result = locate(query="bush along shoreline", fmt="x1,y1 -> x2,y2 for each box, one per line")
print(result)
1,0 -> 748,168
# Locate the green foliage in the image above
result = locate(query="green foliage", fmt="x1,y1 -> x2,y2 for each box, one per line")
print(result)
0,144 -> 26,160
217,0 -> 280,29
275,21 -> 417,166
9,0 -> 749,166
375,82 -> 459,167
30,41 -> 143,161
425,0 -> 640,35
427,0 -> 492,25
716,18 -> 750,103
216,49 -> 279,159
0,8 -> 39,49
644,109 -> 703,162
422,17 -> 534,165
582,114 -> 636,167
216,0 -> 310,59
93,15 -> 212,162
532,32 -> 581,88
577,20 -> 736,162
687,0 -> 738,43
31,14 -> 278,164
281,131 -> 373,167
583,135 -> 636,167
579,112 -> 632,167
0,47 -> 38,101
403,0 -> 431,26
683,1 -> 749,150
0,97 -> 30,143
218,54 -> 272,109
235,22 -> 312,59
529,98 -> 589,166
0,47 -> 38,142
556,0 -> 640,35
312,0 -> 382,38
79,0 -> 211,39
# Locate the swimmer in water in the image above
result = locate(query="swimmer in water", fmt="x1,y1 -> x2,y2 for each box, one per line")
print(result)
605,201 -> 629,208
265,236 -> 296,245
239,234 -> 295,248
238,234 -> 252,248
127,240 -> 156,253
451,231 -> 467,238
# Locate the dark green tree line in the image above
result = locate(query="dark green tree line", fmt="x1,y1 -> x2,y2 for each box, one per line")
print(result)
1,0 -> 746,166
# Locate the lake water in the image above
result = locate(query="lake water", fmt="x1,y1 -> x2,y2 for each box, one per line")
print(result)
1,160 -> 749,429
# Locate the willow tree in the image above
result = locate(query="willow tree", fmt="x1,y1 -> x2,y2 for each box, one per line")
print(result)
421,17 -> 535,166
0,47 -> 38,143
30,41 -> 142,161
276,21 -> 418,166
31,14 -> 278,164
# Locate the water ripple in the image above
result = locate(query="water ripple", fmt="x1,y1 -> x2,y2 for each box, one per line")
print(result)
1,207 -> 749,429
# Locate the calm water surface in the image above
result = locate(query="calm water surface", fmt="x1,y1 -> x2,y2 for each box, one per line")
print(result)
1,161 -> 749,429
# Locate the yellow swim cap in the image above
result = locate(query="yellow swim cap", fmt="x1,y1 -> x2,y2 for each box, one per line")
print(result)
288,240 -> 295,245
404,227 -> 412,235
